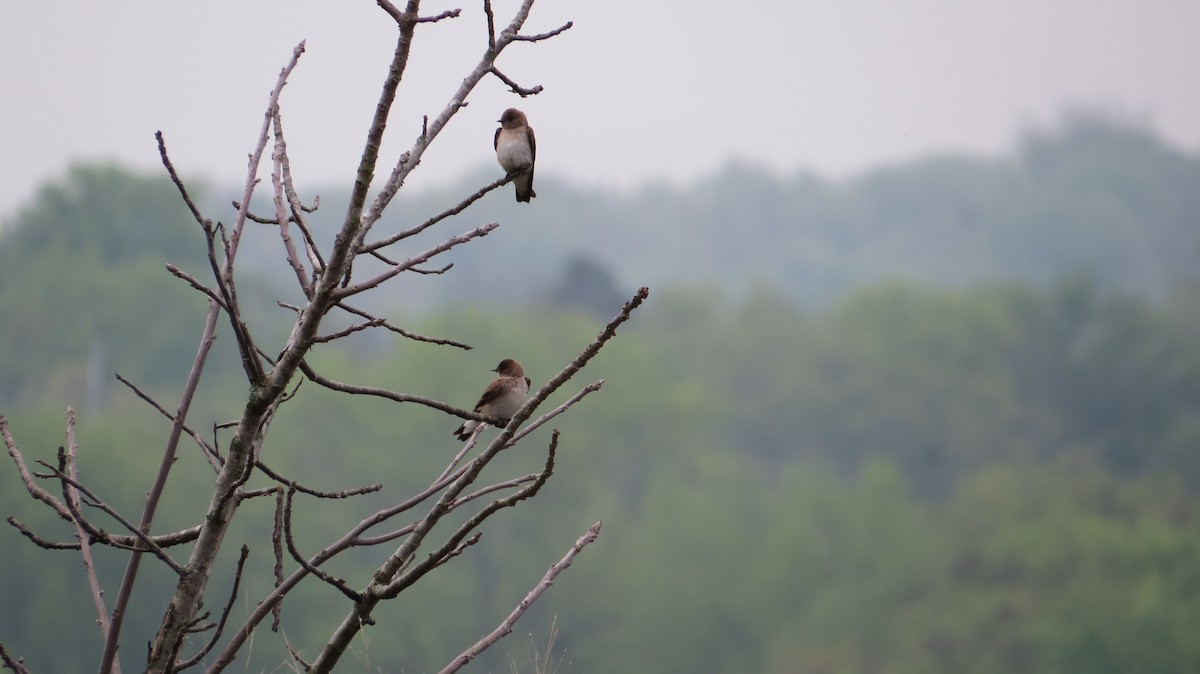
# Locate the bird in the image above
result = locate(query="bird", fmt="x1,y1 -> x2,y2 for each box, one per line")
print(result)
494,108 -> 537,202
453,358 -> 531,441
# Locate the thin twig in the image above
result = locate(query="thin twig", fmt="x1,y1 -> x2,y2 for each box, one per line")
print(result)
156,130 -> 207,228
484,0 -> 496,49
385,433 -> 558,597
234,195 -> 319,222
114,373 -> 222,472
439,520 -> 600,674
0,642 -> 31,674
214,40 -> 312,387
55,458 -> 112,548
254,458 -> 383,499
437,431 -> 481,484
2,415 -> 76,522
431,531 -> 482,570
409,264 -> 453,275
36,460 -> 185,575
280,163 -> 326,277
351,471 -> 539,547
299,362 -> 499,423
214,445 -> 512,667
271,106 -> 314,296
359,174 -> 510,254
335,302 -> 473,349
6,517 -> 83,549
314,318 -> 387,343
6,515 -> 204,551
505,381 -> 604,447
272,488 -> 286,631
173,545 -> 251,670
419,8 -> 461,23
454,473 -> 542,510
511,21 -> 573,42
284,487 -> 363,602
336,223 -> 499,299
376,0 -> 408,25
166,264 -> 230,309
489,67 -> 542,97
285,637 -> 313,673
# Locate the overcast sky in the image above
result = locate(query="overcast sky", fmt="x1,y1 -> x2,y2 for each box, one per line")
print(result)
2,0 -> 1198,220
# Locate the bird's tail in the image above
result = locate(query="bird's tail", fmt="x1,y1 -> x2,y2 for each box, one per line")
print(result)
453,420 -> 479,441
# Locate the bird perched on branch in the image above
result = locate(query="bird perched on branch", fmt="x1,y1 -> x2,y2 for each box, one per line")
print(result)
453,358 -> 531,441
495,108 -> 537,202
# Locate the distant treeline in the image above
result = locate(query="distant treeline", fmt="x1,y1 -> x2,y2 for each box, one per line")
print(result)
1,116 -> 1199,672
371,112 -> 1200,309
2,115 -> 1198,408
2,281 -> 1199,672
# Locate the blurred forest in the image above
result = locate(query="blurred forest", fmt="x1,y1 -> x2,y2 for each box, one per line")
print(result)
1,116 -> 1199,673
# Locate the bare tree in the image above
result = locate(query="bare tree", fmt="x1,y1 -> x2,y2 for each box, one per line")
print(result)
0,1 -> 647,672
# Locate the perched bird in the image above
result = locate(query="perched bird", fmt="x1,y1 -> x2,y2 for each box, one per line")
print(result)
494,108 -> 537,202
453,358 -> 531,441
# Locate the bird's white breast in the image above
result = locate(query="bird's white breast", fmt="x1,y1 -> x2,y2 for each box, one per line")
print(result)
496,131 -> 533,172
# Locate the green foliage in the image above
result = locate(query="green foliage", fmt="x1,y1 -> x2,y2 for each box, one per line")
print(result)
0,164 -> 208,267
3,282 -> 1200,672
0,164 -> 221,407
2,122 -> 1200,671
386,114 -> 1200,310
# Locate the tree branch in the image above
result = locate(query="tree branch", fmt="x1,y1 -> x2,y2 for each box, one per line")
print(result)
337,0 -> 423,287
114,373 -> 222,473
270,107 -> 314,297
298,361 -> 501,424
284,487 -> 363,602
2,415 -> 77,523
101,297 -> 221,674
172,545 -> 250,671
143,40 -> 309,674
439,520 -> 600,674
386,433 -> 557,598
511,20 -> 573,42
1,2 -> 607,672
418,8 -> 461,23
64,412 -> 117,652
38,458 -> 185,575
0,642 -> 30,674
308,288 -> 648,667
351,471 -> 540,547
335,301 -> 473,349
359,174 -> 510,254
335,223 -> 499,299
489,66 -> 543,97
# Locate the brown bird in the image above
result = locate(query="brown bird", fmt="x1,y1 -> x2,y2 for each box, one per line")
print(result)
453,358 -> 531,441
494,108 -> 537,202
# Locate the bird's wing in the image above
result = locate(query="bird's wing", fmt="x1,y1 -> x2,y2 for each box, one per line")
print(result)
473,378 -> 508,412
494,127 -> 501,151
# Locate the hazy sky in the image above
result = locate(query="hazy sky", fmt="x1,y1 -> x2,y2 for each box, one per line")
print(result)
2,0 -> 1198,219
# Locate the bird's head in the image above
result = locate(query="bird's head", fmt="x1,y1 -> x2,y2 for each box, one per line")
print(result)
492,358 -> 524,376
497,108 -> 528,128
